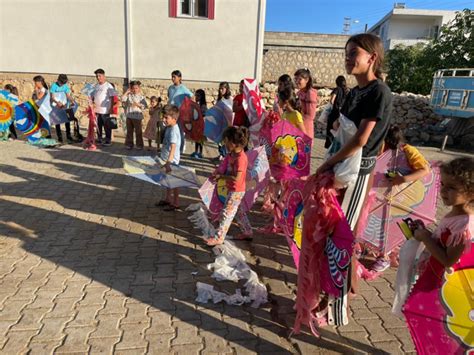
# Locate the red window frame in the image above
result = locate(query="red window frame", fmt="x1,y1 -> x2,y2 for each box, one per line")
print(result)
169,0 -> 215,19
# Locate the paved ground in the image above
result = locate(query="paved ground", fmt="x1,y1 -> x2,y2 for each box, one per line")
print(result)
0,134 -> 469,354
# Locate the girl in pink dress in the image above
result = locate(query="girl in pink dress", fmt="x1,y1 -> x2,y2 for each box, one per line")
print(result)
294,68 -> 318,140
401,157 -> 474,354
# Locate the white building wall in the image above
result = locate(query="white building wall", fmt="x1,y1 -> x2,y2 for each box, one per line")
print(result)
131,0 -> 264,83
0,0 -> 266,83
0,0 -> 127,78
389,17 -> 440,40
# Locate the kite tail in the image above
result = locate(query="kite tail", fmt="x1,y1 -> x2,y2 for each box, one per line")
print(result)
186,203 -> 216,238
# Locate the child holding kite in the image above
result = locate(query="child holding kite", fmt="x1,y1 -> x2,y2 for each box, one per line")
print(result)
368,125 -> 431,272
278,88 -> 307,135
205,126 -> 253,246
396,157 -> 474,354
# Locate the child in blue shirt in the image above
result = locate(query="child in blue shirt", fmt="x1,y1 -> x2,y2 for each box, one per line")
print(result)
156,104 -> 182,212
50,74 -> 82,143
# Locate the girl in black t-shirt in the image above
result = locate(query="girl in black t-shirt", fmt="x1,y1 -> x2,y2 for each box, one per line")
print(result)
317,33 -> 392,231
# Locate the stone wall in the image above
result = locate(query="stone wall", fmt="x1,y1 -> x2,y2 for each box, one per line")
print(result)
314,90 -> 446,144
0,72 -> 240,134
262,31 -> 356,87
0,72 -> 446,145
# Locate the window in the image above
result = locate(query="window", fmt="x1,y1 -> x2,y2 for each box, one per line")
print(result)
169,0 -> 214,19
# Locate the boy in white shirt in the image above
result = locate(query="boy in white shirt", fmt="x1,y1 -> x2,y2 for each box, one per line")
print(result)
91,68 -> 116,146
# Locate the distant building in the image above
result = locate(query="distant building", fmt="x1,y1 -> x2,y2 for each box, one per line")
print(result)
368,4 -> 457,50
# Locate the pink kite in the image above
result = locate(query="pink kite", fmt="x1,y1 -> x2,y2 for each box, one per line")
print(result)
259,119 -> 312,181
403,233 -> 474,353
242,79 -> 265,147
179,97 -> 204,142
275,178 -> 306,269
293,173 -> 354,337
199,146 -> 270,221
357,148 -> 440,254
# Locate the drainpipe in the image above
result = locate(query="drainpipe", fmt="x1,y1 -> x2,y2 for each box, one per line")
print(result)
124,0 -> 132,82
254,0 -> 266,82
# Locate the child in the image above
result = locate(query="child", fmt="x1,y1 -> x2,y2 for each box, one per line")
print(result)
50,74 -> 76,143
401,157 -> 474,354
191,89 -> 207,159
370,125 -> 431,272
205,126 -> 253,246
214,82 -> 234,160
122,80 -> 147,150
295,68 -> 318,139
91,68 -> 116,146
4,84 -> 18,140
232,80 -> 249,127
273,74 -> 294,113
144,96 -> 163,151
32,75 -> 48,104
155,104 -> 181,211
168,70 -> 192,154
278,88 -> 307,135
326,75 -> 349,148
316,33 -> 392,297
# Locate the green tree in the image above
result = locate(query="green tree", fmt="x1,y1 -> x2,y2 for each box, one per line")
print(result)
386,9 -> 473,94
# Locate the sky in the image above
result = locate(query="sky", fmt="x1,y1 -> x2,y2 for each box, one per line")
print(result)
264,0 -> 472,34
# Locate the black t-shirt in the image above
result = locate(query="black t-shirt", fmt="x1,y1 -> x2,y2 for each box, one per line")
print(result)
340,79 -> 393,158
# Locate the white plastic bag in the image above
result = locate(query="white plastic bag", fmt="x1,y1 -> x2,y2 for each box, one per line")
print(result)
392,238 -> 426,317
317,103 -> 332,125
324,114 -> 362,188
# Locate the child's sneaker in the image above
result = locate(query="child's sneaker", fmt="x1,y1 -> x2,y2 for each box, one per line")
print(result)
190,152 -> 198,158
197,152 -> 204,159
371,257 -> 390,272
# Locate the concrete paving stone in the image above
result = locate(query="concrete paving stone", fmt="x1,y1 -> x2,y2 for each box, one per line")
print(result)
120,302 -> 150,325
198,329 -> 229,353
146,311 -> 174,335
1,329 -> 39,353
170,320 -> 202,346
351,308 -> 379,321
67,304 -> 103,328
266,279 -> 293,296
44,297 -> 80,319
373,308 -> 406,329
115,323 -> 149,350
9,307 -> 50,331
27,339 -> 63,354
87,336 -> 121,354
0,298 -> 31,321
173,304 -> 201,322
54,325 -> 95,353
114,347 -> 148,355
372,340 -> 402,354
131,271 -> 155,286
128,285 -> 154,304
394,332 -> 415,353
89,314 -> 124,339
170,343 -> 204,355
32,316 -> 70,342
56,281 -> 88,300
78,287 -> 107,306
356,318 -> 398,343
151,277 -> 176,293
228,339 -> 259,354
99,296 -> 127,316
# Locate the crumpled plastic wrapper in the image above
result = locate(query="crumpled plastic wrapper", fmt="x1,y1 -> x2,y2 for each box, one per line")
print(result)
196,241 -> 268,308
186,203 -> 216,238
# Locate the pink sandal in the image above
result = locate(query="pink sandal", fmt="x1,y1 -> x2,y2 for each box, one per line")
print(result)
205,236 -> 225,246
